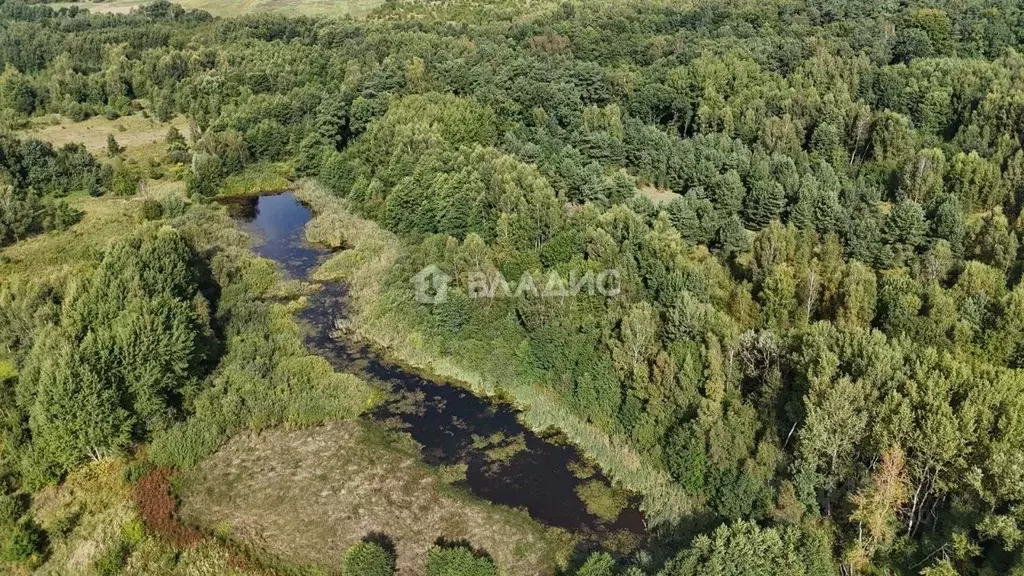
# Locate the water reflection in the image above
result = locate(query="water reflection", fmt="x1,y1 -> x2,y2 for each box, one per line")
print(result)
229,192 -> 648,544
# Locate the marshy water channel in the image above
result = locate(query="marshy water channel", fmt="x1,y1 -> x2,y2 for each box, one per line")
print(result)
225,192 -> 649,547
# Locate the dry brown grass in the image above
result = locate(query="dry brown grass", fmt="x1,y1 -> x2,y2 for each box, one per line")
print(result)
19,114 -> 190,163
178,421 -> 573,576
638,185 -> 681,206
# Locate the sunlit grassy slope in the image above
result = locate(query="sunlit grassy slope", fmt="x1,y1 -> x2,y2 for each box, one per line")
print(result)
19,114 -> 190,164
49,0 -> 385,18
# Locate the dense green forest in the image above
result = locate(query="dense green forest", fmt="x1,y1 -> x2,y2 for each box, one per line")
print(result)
1,0 -> 1024,574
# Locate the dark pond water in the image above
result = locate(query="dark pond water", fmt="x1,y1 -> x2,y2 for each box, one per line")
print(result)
227,192 -> 648,546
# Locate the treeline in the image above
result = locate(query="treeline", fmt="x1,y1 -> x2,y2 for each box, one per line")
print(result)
0,133 -> 107,245
0,0 -> 1023,574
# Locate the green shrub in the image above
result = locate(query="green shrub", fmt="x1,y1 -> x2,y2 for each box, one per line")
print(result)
40,199 -> 82,232
140,199 -> 164,221
92,540 -> 129,576
148,418 -> 225,469
0,522 -> 43,563
574,480 -> 628,523
122,461 -> 154,485
0,495 -> 43,565
341,541 -> 394,576
426,545 -> 496,576
664,424 -> 707,492
575,552 -> 616,576
112,162 -> 143,196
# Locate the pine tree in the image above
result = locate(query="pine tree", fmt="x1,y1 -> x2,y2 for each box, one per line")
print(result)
742,179 -> 785,230
884,200 -> 927,248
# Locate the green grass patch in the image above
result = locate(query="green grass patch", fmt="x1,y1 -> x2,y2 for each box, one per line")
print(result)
0,360 -> 15,383
0,195 -> 140,281
218,162 -> 294,198
472,433 -> 528,464
437,463 -> 469,484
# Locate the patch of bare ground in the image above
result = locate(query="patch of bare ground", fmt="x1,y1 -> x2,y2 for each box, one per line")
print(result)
638,185 -> 681,205
178,420 -> 572,575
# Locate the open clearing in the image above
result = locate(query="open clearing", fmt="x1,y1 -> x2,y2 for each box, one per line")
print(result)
638,185 -> 681,206
178,420 -> 572,575
49,0 -> 384,18
30,459 -> 271,576
19,114 -> 190,164
0,195 -> 137,281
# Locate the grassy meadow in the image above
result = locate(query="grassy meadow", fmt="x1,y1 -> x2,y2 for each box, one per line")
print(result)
0,194 -> 137,280
28,459 -> 276,576
178,420 -> 574,575
19,114 -> 191,165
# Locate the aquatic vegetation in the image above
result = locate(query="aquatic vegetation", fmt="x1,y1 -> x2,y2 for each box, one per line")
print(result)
575,480 -> 630,524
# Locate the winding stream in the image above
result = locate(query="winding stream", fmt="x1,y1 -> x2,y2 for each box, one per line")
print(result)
225,192 -> 648,546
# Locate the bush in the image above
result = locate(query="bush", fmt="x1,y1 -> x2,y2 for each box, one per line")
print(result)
575,552 -> 616,576
106,134 -> 124,157
160,194 -> 187,218
0,495 -> 43,564
574,480 -> 628,523
664,424 -> 707,492
40,199 -> 82,232
341,541 -> 394,576
112,162 -> 143,196
91,540 -> 129,576
122,461 -> 154,484
148,418 -> 225,469
426,545 -> 496,576
0,522 -> 43,563
140,199 -> 164,221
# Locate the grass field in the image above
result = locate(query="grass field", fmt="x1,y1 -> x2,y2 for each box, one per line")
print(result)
179,420 -> 574,575
30,459 -> 275,576
49,0 -> 385,18
638,185 -> 681,206
0,176 -> 194,281
0,195 -> 137,281
19,114 -> 190,165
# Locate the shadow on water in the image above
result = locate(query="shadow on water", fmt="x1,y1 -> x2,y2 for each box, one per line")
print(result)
226,192 -> 649,546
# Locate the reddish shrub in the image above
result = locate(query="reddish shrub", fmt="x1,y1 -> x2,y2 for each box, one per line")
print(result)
133,467 -> 203,549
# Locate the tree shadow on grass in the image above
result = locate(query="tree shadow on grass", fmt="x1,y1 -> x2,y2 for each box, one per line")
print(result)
363,532 -> 397,570
432,537 -> 495,564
